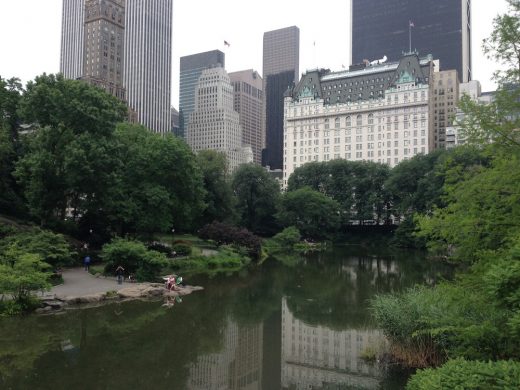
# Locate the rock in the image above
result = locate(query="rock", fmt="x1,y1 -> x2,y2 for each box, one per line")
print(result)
44,300 -> 66,309
35,306 -> 53,314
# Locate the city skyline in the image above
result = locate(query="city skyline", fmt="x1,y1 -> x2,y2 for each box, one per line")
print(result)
0,0 -> 510,110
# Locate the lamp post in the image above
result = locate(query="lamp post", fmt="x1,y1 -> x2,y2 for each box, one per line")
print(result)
171,228 -> 175,247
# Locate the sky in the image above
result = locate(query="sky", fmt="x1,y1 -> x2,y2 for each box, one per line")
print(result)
0,0 -> 511,108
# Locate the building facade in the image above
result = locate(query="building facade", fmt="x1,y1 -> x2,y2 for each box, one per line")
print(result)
262,26 -> 300,169
179,50 -> 225,138
186,67 -> 253,173
60,0 -> 85,80
351,0 -> 471,82
82,0 -> 126,100
124,0 -> 173,134
60,0 -> 173,134
283,53 -> 435,187
432,70 -> 459,149
229,70 -> 264,164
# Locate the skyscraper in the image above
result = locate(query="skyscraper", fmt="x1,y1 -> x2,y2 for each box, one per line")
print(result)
351,0 -> 471,82
229,70 -> 263,165
186,67 -> 252,173
124,0 -> 173,134
60,0 -> 85,80
262,26 -> 300,170
59,0 -> 173,134
82,0 -> 126,100
179,50 -> 225,139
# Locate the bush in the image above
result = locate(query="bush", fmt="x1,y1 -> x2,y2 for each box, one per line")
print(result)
371,284 -> 512,366
101,238 -> 167,282
407,358 -> 520,389
172,243 -> 192,256
272,227 -> 301,249
0,228 -> 76,268
147,241 -> 173,257
171,246 -> 250,273
199,222 -> 262,260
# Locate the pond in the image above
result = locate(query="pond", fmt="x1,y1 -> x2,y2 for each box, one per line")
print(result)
0,244 -> 450,389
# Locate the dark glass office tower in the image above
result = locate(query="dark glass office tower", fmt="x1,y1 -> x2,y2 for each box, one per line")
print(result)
351,0 -> 471,82
264,71 -> 295,170
179,50 -> 225,138
262,26 -> 299,170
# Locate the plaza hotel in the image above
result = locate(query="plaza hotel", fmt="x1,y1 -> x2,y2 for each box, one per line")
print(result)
282,53 -> 437,187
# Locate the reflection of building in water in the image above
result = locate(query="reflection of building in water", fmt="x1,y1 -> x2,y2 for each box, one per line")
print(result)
188,319 -> 263,390
281,298 -> 386,389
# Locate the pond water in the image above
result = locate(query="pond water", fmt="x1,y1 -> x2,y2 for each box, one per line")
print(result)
0,244 -> 450,389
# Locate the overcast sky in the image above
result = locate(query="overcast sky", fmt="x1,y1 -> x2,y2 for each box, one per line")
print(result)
0,0 -> 510,107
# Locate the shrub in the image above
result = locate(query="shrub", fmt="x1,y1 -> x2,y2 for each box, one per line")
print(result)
147,241 -> 173,257
101,238 -> 167,282
407,358 -> 520,389
173,243 -> 192,256
272,226 -> 301,249
0,228 -> 76,268
371,284 -> 511,366
199,222 -> 262,260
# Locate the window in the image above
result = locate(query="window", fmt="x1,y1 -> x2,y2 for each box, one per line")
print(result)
356,115 -> 362,126
335,117 -> 340,128
346,116 -> 351,127
368,114 -> 374,125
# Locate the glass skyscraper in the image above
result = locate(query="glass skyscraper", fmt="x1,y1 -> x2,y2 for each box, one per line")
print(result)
351,0 -> 471,82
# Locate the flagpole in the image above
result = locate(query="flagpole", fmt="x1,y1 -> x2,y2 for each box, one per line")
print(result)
409,23 -> 411,53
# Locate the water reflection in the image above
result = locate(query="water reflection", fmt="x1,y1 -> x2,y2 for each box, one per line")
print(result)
0,246 -> 449,389
188,319 -> 263,389
281,297 -> 386,389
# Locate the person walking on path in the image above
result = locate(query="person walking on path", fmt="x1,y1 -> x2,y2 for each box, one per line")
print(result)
84,255 -> 91,272
116,265 -> 125,285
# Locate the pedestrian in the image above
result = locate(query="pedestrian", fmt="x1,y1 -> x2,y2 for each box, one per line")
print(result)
84,255 -> 91,272
115,265 -> 125,284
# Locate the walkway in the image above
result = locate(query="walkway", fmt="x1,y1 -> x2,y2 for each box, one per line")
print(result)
48,268 -> 129,299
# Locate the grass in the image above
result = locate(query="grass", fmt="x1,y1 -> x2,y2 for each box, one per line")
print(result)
88,264 -> 105,276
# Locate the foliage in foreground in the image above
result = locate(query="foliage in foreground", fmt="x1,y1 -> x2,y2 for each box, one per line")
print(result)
407,358 -> 520,390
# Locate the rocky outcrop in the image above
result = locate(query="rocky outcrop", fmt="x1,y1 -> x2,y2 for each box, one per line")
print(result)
37,283 -> 203,314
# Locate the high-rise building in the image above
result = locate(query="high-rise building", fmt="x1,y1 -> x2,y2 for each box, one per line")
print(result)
229,70 -> 264,164
262,26 -> 300,170
283,53 -> 436,187
432,70 -> 460,149
82,0 -> 126,100
179,50 -> 225,139
60,0 -> 85,80
124,0 -> 173,134
59,0 -> 173,134
351,0 -> 471,82
186,67 -> 253,173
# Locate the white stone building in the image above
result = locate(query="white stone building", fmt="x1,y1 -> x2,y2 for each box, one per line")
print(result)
187,67 -> 253,173
283,53 -> 436,187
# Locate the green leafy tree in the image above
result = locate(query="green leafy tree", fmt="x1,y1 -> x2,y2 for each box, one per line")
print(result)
288,160 -> 390,224
278,187 -> 341,239
459,0 -> 520,149
107,123 -> 205,234
0,77 -> 25,216
196,150 -> 235,226
14,74 -> 127,228
232,164 -> 280,235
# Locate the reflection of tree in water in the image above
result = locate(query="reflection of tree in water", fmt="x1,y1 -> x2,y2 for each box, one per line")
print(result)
283,247 -> 451,330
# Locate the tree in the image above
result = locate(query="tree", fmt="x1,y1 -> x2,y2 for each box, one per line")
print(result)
106,124 -> 206,234
196,150 -> 235,226
459,0 -> 520,149
232,164 -> 280,235
0,77 -> 25,216
278,187 -> 341,239
288,160 -> 390,224
14,74 -> 127,228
